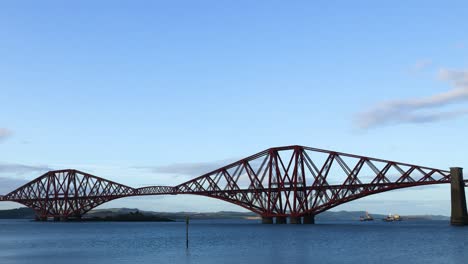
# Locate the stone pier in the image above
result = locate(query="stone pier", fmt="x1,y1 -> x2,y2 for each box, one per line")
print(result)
261,216 -> 273,224
35,216 -> 48,221
303,214 -> 315,224
450,167 -> 468,226
289,216 -> 302,224
276,216 -> 287,224
52,216 -> 69,222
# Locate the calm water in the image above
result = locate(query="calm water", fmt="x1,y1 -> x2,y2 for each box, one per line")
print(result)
1,219 -> 467,264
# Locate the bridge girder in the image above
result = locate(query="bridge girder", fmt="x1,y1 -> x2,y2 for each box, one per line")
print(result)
0,145 -> 462,220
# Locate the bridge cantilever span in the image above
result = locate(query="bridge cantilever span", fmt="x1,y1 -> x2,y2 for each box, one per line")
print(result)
0,169 -> 136,220
0,145 -> 467,224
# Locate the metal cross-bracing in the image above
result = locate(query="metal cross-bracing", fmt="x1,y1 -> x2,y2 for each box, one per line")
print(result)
1,170 -> 135,220
136,186 -> 175,195
174,146 -> 451,218
0,145 -> 465,221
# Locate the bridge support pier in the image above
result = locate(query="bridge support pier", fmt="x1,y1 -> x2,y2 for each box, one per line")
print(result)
289,216 -> 302,224
303,214 -> 315,224
450,167 -> 468,226
35,212 -> 47,221
60,216 -> 68,222
261,216 -> 273,224
276,216 -> 287,224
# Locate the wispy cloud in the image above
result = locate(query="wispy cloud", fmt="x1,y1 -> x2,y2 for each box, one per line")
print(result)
0,128 -> 12,142
0,163 -> 51,175
356,69 -> 468,129
0,177 -> 29,194
412,59 -> 432,72
134,159 -> 235,178
455,42 -> 465,49
0,160 -> 51,194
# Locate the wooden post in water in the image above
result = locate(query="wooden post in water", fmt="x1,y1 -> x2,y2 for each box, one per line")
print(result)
186,216 -> 189,249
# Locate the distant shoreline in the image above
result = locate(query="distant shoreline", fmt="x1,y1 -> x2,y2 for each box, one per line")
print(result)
80,211 -> 174,222
0,207 -> 450,221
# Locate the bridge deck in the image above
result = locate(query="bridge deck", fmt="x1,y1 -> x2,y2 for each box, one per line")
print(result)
0,145 -> 466,219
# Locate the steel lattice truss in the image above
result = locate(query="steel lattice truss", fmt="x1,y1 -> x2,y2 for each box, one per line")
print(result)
174,146 -> 452,217
0,145 -> 465,219
136,186 -> 174,195
1,170 -> 135,218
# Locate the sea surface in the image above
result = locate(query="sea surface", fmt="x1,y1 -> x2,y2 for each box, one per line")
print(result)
1,219 -> 467,264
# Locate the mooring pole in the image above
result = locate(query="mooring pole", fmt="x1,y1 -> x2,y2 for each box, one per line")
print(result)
186,216 -> 189,248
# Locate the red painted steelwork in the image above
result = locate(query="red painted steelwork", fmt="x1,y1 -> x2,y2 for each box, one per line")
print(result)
1,170 -> 135,219
0,145 -> 462,219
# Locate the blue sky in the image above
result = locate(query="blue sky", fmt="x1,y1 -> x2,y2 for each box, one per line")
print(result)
1,1 -> 467,215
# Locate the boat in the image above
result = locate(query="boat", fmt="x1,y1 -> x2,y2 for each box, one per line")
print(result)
360,211 -> 374,221
383,214 -> 402,222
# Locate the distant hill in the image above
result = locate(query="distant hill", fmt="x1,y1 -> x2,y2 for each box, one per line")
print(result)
315,210 -> 449,221
0,207 -> 449,221
84,211 -> 174,222
82,208 -> 451,221
0,207 -> 36,219
87,209 -> 259,220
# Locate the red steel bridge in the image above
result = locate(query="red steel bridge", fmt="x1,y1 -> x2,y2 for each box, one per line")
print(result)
1,145 -> 467,224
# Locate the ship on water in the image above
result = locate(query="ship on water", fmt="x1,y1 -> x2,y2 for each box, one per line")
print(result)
383,214 -> 401,222
360,211 -> 374,221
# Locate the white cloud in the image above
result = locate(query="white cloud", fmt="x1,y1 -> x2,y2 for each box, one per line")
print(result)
0,177 -> 28,194
412,59 -> 432,72
134,158 -> 236,178
455,42 -> 465,49
0,163 -> 51,175
357,69 -> 468,129
439,68 -> 468,86
0,128 -> 12,142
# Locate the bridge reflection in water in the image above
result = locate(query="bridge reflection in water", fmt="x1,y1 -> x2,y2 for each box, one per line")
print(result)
1,145 -> 467,225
